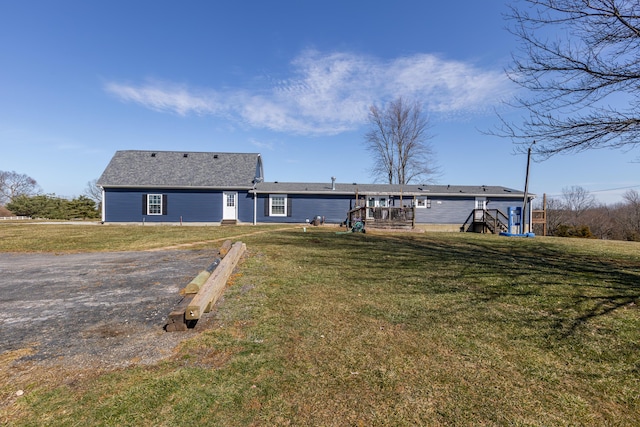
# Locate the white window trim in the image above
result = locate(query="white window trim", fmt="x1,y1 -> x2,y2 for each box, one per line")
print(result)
366,196 -> 391,219
415,197 -> 428,208
269,194 -> 287,217
367,196 -> 391,208
147,194 -> 163,215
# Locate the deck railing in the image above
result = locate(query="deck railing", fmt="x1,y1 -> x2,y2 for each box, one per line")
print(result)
347,206 -> 415,229
461,209 -> 508,234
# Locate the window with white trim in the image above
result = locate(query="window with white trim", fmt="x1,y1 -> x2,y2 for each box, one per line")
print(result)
415,197 -> 428,208
147,194 -> 163,215
269,194 -> 287,216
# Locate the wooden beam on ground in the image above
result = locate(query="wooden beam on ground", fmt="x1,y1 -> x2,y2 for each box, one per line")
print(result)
186,241 -> 246,321
219,239 -> 232,258
165,294 -> 195,332
180,258 -> 221,295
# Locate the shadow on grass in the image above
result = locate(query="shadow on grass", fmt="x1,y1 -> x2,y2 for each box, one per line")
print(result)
267,230 -> 639,341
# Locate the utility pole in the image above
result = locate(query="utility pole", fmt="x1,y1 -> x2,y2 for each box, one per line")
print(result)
521,141 -> 535,233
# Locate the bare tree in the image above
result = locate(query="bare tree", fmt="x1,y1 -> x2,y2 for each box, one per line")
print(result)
365,97 -> 438,184
541,196 -> 566,235
617,189 -> 640,240
83,179 -> 102,214
582,204 -> 616,239
539,187 -> 640,239
561,185 -> 597,226
496,0 -> 640,158
0,170 -> 39,205
83,179 -> 102,204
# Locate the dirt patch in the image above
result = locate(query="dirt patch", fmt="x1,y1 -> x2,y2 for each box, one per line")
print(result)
0,249 -> 218,374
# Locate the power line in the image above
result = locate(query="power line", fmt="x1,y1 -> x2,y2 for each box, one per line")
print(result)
589,184 -> 640,194
544,184 -> 640,198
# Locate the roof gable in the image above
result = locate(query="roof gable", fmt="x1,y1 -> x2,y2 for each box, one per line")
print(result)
97,151 -> 262,188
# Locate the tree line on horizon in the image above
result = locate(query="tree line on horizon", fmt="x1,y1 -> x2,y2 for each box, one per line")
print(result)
535,186 -> 640,241
0,170 -> 100,220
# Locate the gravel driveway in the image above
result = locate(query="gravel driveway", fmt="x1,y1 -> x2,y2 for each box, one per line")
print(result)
0,249 -> 216,368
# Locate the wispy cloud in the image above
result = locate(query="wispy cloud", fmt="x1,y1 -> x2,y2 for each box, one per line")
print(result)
104,80 -> 223,116
249,138 -> 275,151
105,50 -> 512,135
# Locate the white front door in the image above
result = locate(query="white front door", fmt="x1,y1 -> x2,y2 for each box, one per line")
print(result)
223,192 -> 238,220
474,197 -> 487,220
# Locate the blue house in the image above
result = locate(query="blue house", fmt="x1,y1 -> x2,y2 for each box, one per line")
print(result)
253,182 -> 532,232
97,150 -> 534,232
97,150 -> 263,224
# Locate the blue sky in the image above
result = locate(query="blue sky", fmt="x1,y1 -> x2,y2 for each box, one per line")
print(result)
1,1 -> 637,205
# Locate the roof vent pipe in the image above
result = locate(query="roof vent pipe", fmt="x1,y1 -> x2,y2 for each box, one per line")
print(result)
331,176 -> 336,190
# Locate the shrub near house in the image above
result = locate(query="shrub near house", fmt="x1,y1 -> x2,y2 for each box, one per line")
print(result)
6,194 -> 100,220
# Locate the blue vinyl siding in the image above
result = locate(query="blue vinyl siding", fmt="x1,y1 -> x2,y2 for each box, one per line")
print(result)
257,194 -> 352,224
414,196 -> 526,224
256,194 -> 528,225
104,188 -> 251,223
105,188 -> 528,226
486,198 -> 527,216
237,192 -> 255,222
415,197 -> 474,224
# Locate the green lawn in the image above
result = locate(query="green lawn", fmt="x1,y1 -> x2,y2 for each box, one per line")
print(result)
0,222 -> 289,252
1,224 -> 639,425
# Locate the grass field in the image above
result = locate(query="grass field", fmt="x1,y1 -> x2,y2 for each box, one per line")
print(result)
1,223 -> 639,425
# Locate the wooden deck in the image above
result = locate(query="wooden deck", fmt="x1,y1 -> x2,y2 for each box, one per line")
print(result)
347,206 -> 415,230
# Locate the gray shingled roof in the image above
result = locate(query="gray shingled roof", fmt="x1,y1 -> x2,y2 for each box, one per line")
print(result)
97,150 -> 529,197
254,182 -> 527,197
97,150 -> 262,188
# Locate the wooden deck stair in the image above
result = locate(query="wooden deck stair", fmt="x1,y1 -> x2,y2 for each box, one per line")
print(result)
461,209 -> 509,234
